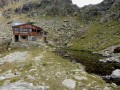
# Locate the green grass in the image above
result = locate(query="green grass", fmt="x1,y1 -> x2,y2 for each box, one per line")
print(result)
9,77 -> 20,83
70,20 -> 120,51
33,50 -> 108,90
0,47 -> 119,89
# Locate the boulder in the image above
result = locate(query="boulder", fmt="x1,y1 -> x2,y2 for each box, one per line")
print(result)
0,81 -> 49,90
104,87 -> 110,90
62,79 -> 76,89
111,69 -> 120,78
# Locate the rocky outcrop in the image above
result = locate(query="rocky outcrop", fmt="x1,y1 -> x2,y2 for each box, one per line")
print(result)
0,0 -> 79,18
96,45 -> 120,57
0,51 -> 28,64
62,79 -> 76,89
0,81 -> 49,90
0,0 -> 8,8
2,8 -> 14,19
1,0 -> 120,21
14,0 -> 79,16
111,69 -> 120,78
80,0 -> 120,23
0,0 -> 21,8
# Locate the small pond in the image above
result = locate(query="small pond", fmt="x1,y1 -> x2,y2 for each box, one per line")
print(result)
55,49 -> 120,85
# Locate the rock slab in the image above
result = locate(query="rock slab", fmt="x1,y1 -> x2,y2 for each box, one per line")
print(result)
62,79 -> 76,89
111,69 -> 120,78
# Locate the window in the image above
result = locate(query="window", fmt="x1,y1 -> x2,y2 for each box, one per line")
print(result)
20,28 -> 23,32
14,28 -> 19,33
23,29 -> 28,32
22,29 -> 28,33
14,28 -> 19,31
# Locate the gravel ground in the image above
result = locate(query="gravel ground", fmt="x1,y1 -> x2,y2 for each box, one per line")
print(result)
0,51 -> 28,64
0,81 -> 49,90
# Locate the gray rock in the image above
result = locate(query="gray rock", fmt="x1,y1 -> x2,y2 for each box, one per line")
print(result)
100,14 -> 111,23
80,0 -> 120,22
99,57 -> 120,63
33,54 -> 43,61
96,45 -> 120,57
14,0 -> 79,16
111,69 -> 120,78
0,51 -> 28,63
111,83 -> 117,88
62,79 -> 76,89
118,18 -> 120,23
0,0 -> 8,8
0,81 -> 49,90
104,87 -> 110,90
27,75 -> 36,80
0,70 -> 20,80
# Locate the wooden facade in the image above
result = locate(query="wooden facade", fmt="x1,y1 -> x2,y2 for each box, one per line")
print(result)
12,23 -> 47,42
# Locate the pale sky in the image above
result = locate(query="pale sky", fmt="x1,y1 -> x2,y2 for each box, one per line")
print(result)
72,0 -> 103,7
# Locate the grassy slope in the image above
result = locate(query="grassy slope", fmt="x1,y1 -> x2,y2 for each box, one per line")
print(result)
70,20 -> 120,51
0,47 -> 113,90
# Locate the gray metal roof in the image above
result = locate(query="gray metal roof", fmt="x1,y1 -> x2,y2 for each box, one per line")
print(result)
12,22 -> 26,26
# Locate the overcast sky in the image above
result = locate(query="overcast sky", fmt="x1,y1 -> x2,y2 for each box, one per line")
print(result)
72,0 -> 103,7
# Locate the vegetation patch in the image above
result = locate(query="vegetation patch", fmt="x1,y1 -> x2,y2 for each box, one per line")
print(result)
70,20 -> 120,51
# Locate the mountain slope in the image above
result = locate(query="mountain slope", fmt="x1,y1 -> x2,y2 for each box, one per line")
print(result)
0,0 -> 79,19
0,0 -> 81,51
70,0 -> 120,51
0,47 -> 115,90
80,0 -> 120,23
0,0 -> 120,89
0,0 -> 120,51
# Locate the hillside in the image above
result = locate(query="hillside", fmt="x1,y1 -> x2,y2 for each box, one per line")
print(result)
70,0 -> 120,51
0,0 -> 80,51
0,47 -> 112,90
0,0 -> 120,89
80,0 -> 120,23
